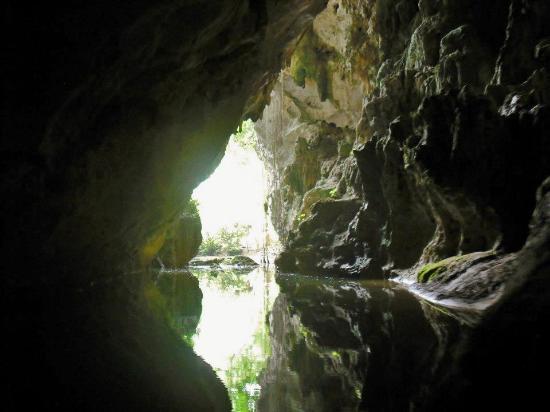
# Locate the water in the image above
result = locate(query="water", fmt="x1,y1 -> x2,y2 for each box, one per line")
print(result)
155,267 -> 471,412
190,266 -> 279,411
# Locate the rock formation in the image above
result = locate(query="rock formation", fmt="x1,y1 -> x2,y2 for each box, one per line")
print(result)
3,1 -> 325,410
156,200 -> 203,268
3,0 -> 549,410
257,0 -> 549,282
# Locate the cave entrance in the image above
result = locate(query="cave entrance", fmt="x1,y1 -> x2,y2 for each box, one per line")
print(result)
192,119 -> 279,261
184,120 -> 281,411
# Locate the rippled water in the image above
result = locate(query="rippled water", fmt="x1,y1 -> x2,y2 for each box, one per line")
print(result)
155,267 -> 471,411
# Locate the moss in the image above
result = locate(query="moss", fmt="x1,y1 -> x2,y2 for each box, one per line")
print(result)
338,140 -> 353,158
294,186 -> 338,227
286,166 -> 305,194
417,262 -> 448,283
417,255 -> 465,283
289,30 -> 332,101
284,138 -> 321,195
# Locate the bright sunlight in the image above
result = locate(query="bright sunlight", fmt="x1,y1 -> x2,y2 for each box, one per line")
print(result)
192,120 -> 278,256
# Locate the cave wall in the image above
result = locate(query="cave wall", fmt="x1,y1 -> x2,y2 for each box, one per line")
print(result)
3,0 -> 327,285
3,0 -> 549,409
3,1 -> 327,410
156,200 -> 203,268
256,0 -> 550,280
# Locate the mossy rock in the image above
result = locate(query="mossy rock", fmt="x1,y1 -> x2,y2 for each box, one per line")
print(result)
416,251 -> 496,283
295,186 -> 339,227
289,30 -> 332,101
417,255 -> 466,283
189,256 -> 225,266
224,255 -> 259,267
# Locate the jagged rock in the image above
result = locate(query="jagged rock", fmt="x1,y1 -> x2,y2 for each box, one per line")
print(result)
255,0 -> 549,280
4,0 -> 550,410
4,1 -> 326,410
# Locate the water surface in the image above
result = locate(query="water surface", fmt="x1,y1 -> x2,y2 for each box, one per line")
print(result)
165,268 -> 471,411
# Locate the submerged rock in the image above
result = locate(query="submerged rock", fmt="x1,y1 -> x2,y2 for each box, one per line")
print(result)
189,256 -> 226,267
189,255 -> 259,268
224,255 -> 259,267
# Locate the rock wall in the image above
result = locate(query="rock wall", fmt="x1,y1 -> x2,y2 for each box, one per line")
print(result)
3,1 -> 326,410
156,200 -> 203,268
3,0 -> 326,285
3,0 -> 549,409
256,0 -> 550,280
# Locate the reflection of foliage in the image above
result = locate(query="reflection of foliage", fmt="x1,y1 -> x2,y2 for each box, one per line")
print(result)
225,324 -> 271,411
198,223 -> 252,256
232,119 -> 256,151
192,268 -> 253,295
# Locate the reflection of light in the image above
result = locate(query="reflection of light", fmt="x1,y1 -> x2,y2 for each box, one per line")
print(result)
192,135 -> 274,249
192,268 -> 279,376
245,383 -> 261,396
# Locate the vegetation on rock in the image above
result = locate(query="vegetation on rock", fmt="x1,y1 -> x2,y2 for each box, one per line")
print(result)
417,256 -> 465,283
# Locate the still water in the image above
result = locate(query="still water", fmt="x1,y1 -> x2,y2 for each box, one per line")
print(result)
191,266 -> 278,411
155,266 -> 470,412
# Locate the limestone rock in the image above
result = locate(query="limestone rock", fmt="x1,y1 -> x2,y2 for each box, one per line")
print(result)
156,201 -> 202,268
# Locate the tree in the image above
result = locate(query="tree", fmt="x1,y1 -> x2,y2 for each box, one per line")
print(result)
198,223 -> 252,256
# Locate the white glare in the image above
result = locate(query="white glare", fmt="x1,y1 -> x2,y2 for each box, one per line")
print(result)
192,130 -> 270,250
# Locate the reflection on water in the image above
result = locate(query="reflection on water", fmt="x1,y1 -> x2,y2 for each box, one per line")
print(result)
190,266 -> 279,412
154,269 -> 471,411
147,271 -> 203,345
258,275 -> 470,412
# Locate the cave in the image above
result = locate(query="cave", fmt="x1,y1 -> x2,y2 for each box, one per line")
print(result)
3,1 -> 549,411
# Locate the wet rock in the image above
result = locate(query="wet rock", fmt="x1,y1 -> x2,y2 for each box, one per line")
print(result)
224,255 -> 259,267
156,200 -> 202,268
255,0 -> 549,280
4,1 -> 326,410
189,255 -> 259,268
189,256 -> 225,267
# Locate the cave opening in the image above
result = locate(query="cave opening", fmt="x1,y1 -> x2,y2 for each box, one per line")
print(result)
4,0 -> 550,411
165,119 -> 281,411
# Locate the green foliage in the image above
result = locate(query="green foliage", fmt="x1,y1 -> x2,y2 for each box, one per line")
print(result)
225,326 -> 270,411
192,268 -> 252,295
198,223 -> 252,256
182,198 -> 200,218
199,235 -> 223,256
289,30 -> 331,100
296,213 -> 307,224
232,119 -> 257,150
